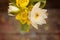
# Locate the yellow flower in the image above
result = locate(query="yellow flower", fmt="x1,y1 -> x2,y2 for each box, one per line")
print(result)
16,0 -> 29,8
16,13 -> 21,20
16,13 -> 27,24
16,8 -> 30,25
26,19 -> 30,25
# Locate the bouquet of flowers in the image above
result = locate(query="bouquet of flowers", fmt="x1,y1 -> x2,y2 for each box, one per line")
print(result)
8,0 -> 48,33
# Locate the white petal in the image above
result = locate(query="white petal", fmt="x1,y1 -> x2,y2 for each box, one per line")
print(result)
42,9 -> 47,13
9,6 -> 19,12
42,20 -> 46,24
41,13 -> 47,19
33,2 -> 41,10
37,19 -> 46,25
31,2 -> 41,14
8,14 -> 15,16
31,22 -> 38,29
39,9 -> 48,19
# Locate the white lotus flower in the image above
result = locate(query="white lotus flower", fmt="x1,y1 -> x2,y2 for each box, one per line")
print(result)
8,5 -> 20,13
29,2 -> 47,29
8,5 -> 20,16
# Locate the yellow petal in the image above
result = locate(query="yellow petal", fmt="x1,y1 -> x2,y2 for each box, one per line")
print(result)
16,13 -> 21,20
27,19 -> 30,25
20,19 -> 26,24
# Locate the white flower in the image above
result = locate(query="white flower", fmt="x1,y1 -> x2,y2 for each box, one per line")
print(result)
29,2 -> 47,29
8,5 -> 20,16
8,5 -> 19,13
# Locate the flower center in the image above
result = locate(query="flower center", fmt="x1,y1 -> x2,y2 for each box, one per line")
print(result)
35,12 -> 40,19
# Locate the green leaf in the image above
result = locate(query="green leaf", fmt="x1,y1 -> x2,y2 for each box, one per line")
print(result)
30,0 -> 40,2
40,0 -> 46,8
18,23 -> 30,34
21,24 -> 30,32
29,0 -> 46,8
29,0 -> 40,5
10,0 -> 16,3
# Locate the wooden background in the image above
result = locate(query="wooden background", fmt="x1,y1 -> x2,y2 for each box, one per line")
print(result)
0,0 -> 60,40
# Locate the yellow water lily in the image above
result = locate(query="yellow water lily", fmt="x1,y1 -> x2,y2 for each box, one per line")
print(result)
16,0 -> 29,8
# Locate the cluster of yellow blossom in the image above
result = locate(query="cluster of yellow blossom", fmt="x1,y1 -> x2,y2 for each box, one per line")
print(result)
16,0 -> 29,8
15,0 -> 31,26
16,8 -> 30,26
